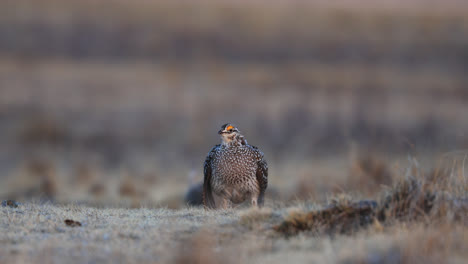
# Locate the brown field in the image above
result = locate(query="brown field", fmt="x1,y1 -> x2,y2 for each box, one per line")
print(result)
1,168 -> 467,263
0,0 -> 467,263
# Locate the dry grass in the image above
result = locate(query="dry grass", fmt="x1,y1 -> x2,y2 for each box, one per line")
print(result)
274,162 -> 467,238
347,153 -> 394,195
1,161 -> 466,264
274,199 -> 378,236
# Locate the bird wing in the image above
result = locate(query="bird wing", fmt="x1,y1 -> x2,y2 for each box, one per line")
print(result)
253,146 -> 268,207
203,145 -> 219,209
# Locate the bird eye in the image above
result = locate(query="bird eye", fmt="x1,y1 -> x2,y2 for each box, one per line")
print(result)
229,129 -> 233,132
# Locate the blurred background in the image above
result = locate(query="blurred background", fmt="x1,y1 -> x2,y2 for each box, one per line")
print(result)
1,0 -> 467,207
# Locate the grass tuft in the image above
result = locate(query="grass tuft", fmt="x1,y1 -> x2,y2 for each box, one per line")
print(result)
274,163 -> 467,236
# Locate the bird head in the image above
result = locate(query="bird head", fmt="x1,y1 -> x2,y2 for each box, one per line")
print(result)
218,123 -> 242,145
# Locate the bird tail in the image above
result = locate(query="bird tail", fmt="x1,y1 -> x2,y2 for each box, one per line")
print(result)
203,181 -> 216,209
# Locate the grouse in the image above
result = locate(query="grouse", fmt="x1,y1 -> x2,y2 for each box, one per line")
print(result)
203,123 -> 268,209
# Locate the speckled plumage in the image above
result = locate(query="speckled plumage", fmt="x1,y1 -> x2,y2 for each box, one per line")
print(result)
203,124 -> 268,209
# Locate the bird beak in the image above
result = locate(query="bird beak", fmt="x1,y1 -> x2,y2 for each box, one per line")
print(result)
218,129 -> 225,135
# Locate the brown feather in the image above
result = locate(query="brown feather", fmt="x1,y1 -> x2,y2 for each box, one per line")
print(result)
256,153 -> 268,207
203,145 -> 219,209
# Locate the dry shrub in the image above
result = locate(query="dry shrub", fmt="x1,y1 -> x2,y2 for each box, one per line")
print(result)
275,163 -> 467,236
448,197 -> 468,222
274,199 -> 377,236
348,153 -> 393,194
378,174 -> 468,224
377,176 -> 436,222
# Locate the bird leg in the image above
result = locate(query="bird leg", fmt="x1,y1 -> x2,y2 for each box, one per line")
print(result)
221,198 -> 232,209
250,193 -> 259,208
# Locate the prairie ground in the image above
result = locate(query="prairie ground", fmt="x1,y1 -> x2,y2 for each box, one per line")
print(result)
1,168 -> 467,264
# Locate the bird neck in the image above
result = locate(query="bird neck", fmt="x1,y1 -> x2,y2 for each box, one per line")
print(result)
222,133 -> 248,147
